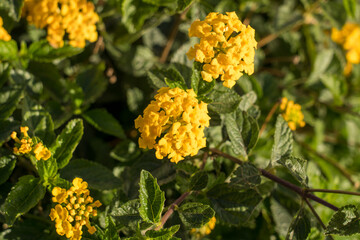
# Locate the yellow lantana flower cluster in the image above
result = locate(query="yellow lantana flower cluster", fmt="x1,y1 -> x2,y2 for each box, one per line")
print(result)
187,12 -> 257,89
10,126 -> 51,160
23,0 -> 99,48
280,97 -> 305,131
0,17 -> 11,41
190,217 -> 216,239
331,22 -> 360,76
50,178 -> 102,240
134,87 -> 210,163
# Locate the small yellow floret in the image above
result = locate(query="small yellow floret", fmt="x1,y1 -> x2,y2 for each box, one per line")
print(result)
23,0 -> 99,48
331,22 -> 360,76
134,87 -> 210,163
280,97 -> 305,131
0,17 -> 11,41
190,217 -> 216,239
50,178 -> 101,240
187,12 -> 257,88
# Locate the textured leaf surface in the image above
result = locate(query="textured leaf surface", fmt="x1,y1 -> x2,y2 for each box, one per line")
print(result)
138,170 -> 165,223
189,171 -> 208,191
208,84 -> 241,114
178,202 -> 215,228
271,115 -> 293,165
279,156 -> 308,187
326,205 -> 360,236
145,225 -> 180,239
230,162 -> 261,188
51,119 -> 83,169
28,40 -> 83,62
0,155 -> 16,185
36,156 -> 58,184
1,176 -> 45,225
0,86 -> 23,120
110,199 -> 142,226
60,158 -> 122,190
286,208 -> 311,240
83,108 -> 126,139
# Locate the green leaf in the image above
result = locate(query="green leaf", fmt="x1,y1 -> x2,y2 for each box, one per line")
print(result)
208,84 -> 241,114
164,67 -> 187,90
1,175 -> 46,225
36,156 -> 58,184
177,0 -> 193,11
28,40 -> 83,62
191,62 -> 215,96
0,86 -> 23,120
104,216 -> 120,240
0,0 -> 24,20
51,119 -> 83,169
239,91 -> 257,111
76,64 -> 108,106
326,205 -> 360,236
225,111 -> 259,158
147,69 -> 168,89
22,96 -> 55,145
271,115 -> 293,165
0,40 -> 18,61
60,158 -> 122,190
82,108 -> 126,139
207,184 -> 262,225
0,119 -> 20,146
121,0 -> 158,33
343,0 -> 356,18
307,49 -> 333,85
189,171 -> 208,191
230,162 -> 261,188
0,155 -> 16,185
143,0 -> 176,7
138,170 -> 165,223
0,64 -> 11,88
1,218 -> 55,240
286,208 -> 311,240
178,202 -> 215,228
145,225 -> 180,239
279,157 -> 308,187
110,199 -> 142,226
110,140 -> 141,162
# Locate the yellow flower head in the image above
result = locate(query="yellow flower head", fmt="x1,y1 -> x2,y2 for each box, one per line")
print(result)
10,126 -> 51,160
134,87 -> 210,163
23,0 -> 99,48
190,216 -> 216,239
50,178 -> 101,240
187,12 -> 257,88
0,17 -> 11,41
331,22 -> 360,76
280,97 -> 305,131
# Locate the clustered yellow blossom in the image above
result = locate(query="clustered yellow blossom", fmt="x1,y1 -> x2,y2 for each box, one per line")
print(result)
190,217 -> 216,239
187,12 -> 257,89
50,178 -> 102,240
331,22 -> 360,76
10,126 -> 51,160
134,87 -> 210,163
0,17 -> 11,41
23,0 -> 99,48
280,97 -> 305,131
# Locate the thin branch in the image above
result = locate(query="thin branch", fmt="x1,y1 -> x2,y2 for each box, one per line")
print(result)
304,198 -> 326,230
307,189 -> 360,196
259,101 -> 280,137
155,191 -> 191,230
159,5 -> 191,63
297,140 -> 357,187
209,148 -> 339,211
200,152 -> 208,170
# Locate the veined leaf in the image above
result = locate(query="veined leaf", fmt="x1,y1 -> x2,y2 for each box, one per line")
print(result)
279,156 -> 308,187
36,156 -> 58,184
138,170 -> 165,223
286,207 -> 311,240
0,86 -> 23,120
239,91 -> 257,111
28,40 -> 83,62
145,225 -> 180,239
230,162 -> 261,188
326,205 -> 360,236
60,158 -> 122,190
178,202 -> 215,228
0,155 -> 16,185
1,175 -> 45,225
208,84 -> 241,114
189,171 -> 208,191
271,115 -> 293,165
104,216 -> 120,240
164,67 -> 187,90
110,199 -> 142,226
82,108 -> 126,139
191,62 -> 215,96
51,119 -> 83,169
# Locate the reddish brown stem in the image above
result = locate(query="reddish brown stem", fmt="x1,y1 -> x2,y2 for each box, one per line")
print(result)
259,102 -> 280,137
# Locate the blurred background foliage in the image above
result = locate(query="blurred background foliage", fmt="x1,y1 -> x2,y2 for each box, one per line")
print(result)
1,0 -> 360,239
